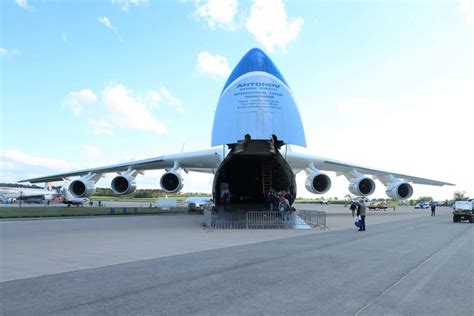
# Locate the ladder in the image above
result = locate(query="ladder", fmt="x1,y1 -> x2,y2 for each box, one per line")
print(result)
261,159 -> 273,194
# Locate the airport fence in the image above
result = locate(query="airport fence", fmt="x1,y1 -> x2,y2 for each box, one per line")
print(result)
297,210 -> 327,229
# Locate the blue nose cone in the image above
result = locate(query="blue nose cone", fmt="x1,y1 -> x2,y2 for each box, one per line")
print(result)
221,48 -> 289,94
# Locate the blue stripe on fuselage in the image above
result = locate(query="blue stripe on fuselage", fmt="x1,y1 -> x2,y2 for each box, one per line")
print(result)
221,48 -> 289,95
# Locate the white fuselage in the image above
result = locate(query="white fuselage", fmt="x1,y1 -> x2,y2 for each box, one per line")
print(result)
0,187 -> 56,200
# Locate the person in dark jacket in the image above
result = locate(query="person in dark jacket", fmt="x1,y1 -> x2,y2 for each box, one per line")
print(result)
358,200 -> 367,231
431,203 -> 436,216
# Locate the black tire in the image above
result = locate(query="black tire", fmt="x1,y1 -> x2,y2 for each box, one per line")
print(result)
469,217 -> 473,223
453,216 -> 458,222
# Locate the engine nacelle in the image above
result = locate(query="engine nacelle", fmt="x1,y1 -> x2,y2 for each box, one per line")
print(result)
305,172 -> 331,194
385,181 -> 413,200
68,178 -> 96,198
348,177 -> 376,196
160,171 -> 183,193
111,174 -> 137,195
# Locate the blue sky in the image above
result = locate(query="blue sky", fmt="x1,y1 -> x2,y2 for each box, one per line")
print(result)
1,0 -> 472,200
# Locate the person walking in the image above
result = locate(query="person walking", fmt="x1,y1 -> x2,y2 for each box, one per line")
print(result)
350,202 -> 360,229
350,202 -> 356,217
431,203 -> 436,216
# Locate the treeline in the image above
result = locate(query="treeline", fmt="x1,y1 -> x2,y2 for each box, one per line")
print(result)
0,183 -> 208,199
93,187 -> 209,199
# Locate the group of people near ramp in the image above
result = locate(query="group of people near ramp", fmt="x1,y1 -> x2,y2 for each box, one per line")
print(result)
265,190 -> 294,222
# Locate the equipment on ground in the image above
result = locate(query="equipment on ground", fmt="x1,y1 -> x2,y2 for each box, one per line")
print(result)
452,201 -> 473,223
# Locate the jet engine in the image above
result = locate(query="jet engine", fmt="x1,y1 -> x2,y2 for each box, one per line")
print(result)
385,181 -> 413,200
111,174 -> 137,195
348,177 -> 376,196
68,178 -> 96,198
305,172 -> 331,194
160,171 -> 183,193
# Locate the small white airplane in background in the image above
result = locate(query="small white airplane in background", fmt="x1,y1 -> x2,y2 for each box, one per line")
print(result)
0,183 -> 59,203
20,48 -> 454,210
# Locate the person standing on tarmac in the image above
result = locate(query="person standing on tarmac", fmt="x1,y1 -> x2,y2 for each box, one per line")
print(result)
358,200 -> 367,231
431,203 -> 436,216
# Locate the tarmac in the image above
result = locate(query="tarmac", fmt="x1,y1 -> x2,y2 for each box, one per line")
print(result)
1,204 -> 472,315
0,204 -> 433,282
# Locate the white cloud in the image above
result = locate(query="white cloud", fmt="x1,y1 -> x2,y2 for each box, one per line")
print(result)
458,0 -> 473,25
246,0 -> 303,52
158,87 -> 184,111
0,149 -> 74,171
63,89 -> 97,116
195,51 -> 231,79
98,16 -> 117,32
0,47 -> 20,56
83,145 -> 102,159
112,0 -> 149,12
146,87 -> 184,111
146,90 -> 162,108
102,83 -> 167,134
63,83 -> 179,135
15,0 -> 31,10
193,0 -> 238,29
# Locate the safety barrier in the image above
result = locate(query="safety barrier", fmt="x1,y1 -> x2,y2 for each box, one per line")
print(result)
203,210 -> 316,230
297,210 -> 327,229
246,211 -> 286,229
203,210 -> 213,227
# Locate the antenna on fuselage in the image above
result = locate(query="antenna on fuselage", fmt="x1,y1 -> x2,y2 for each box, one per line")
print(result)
180,138 -> 186,153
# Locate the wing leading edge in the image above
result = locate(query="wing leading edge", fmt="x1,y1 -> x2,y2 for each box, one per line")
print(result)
285,151 -> 454,186
20,149 -> 223,183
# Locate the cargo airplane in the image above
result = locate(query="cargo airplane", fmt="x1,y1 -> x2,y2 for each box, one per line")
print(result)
20,48 -> 454,209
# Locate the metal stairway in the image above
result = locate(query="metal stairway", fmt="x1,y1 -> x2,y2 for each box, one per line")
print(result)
261,159 -> 273,195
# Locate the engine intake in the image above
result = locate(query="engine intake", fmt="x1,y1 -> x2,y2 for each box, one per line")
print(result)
348,177 -> 376,196
69,179 -> 96,198
385,181 -> 413,200
305,172 -> 331,194
160,171 -> 183,193
111,174 -> 137,195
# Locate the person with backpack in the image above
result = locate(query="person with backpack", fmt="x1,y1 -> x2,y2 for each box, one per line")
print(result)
431,203 -> 436,216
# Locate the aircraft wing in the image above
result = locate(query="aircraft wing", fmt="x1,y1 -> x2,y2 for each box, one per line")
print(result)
285,151 -> 454,186
20,149 -> 223,183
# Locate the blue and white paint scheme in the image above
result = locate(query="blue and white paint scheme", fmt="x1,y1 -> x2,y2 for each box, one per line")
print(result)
20,48 -> 454,210
212,48 -> 306,147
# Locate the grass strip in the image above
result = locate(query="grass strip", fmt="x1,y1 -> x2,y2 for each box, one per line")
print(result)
0,207 -> 189,218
